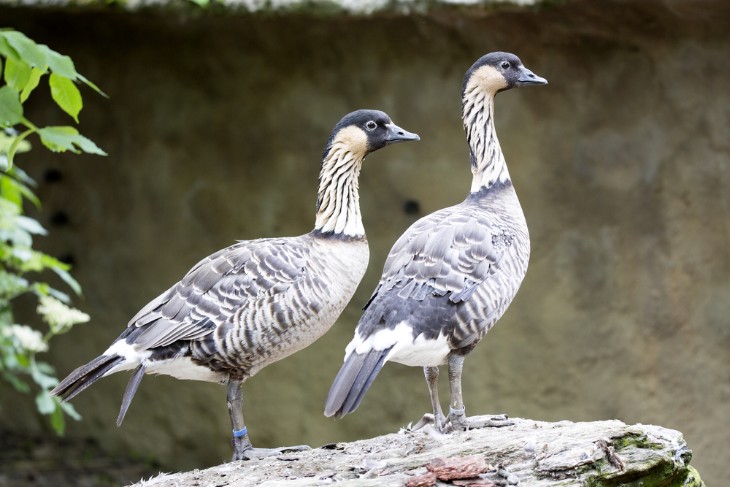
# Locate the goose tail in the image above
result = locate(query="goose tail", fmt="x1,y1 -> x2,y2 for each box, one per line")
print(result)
324,347 -> 391,418
51,354 -> 125,402
116,364 -> 146,426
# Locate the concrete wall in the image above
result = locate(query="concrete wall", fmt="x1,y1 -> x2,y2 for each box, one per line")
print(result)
1,1 -> 728,484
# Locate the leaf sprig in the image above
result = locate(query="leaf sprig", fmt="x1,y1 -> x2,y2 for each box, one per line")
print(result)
0,28 -> 103,435
0,29 -> 106,168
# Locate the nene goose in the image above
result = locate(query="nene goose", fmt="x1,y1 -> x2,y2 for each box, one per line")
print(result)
52,109 -> 419,461
324,53 -> 547,432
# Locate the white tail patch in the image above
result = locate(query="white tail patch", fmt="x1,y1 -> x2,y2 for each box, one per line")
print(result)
346,322 -> 450,367
103,340 -> 224,383
146,357 -> 226,383
102,340 -> 149,376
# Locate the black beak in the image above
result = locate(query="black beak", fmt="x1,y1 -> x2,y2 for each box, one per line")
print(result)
384,123 -> 420,144
517,66 -> 548,86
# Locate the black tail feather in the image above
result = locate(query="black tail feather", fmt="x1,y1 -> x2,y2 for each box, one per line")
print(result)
51,354 -> 125,402
324,347 -> 391,418
117,364 -> 146,426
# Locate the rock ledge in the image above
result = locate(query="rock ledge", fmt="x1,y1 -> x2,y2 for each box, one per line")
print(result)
132,416 -> 704,486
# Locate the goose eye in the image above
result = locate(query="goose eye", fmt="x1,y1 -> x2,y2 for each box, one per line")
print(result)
501,61 -> 511,70
365,121 -> 377,131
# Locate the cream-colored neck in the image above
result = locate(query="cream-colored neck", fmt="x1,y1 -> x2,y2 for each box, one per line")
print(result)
314,142 -> 365,237
462,88 -> 510,193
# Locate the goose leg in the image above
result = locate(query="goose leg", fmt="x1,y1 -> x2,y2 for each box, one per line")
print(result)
446,354 -> 467,432
227,379 -> 253,461
226,379 -> 310,461
411,366 -> 447,431
443,356 -> 515,430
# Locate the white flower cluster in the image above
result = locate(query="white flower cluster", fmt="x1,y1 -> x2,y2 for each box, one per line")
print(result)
3,324 -> 48,353
37,295 -> 90,334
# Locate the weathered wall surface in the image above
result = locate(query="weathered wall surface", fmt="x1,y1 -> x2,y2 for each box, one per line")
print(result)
0,1 -> 728,485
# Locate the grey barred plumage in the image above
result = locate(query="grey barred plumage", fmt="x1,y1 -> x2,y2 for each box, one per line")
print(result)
324,53 -> 547,431
51,109 -> 419,461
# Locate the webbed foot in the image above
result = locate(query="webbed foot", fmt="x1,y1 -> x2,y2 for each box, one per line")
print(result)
410,412 -> 448,432
444,406 -> 468,432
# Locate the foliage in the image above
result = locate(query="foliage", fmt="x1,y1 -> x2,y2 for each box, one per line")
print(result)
0,29 -> 106,167
0,28 -> 104,435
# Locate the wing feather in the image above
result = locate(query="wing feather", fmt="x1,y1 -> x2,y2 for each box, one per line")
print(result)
121,237 -> 311,353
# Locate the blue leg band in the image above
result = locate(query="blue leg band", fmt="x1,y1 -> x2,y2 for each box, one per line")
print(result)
232,427 -> 248,438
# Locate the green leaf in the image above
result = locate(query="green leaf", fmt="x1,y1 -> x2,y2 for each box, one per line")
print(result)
35,361 -> 56,375
0,202 -> 34,247
51,266 -> 82,296
0,195 -> 21,217
0,86 -> 23,127
11,247 -> 33,263
37,126 -> 81,153
16,215 -> 47,236
0,131 -> 32,156
0,172 -> 24,206
49,73 -> 82,123
31,367 -> 59,390
38,45 -> 76,79
9,166 -> 38,186
11,249 -> 55,273
36,390 -> 55,414
0,227 -> 31,248
36,254 -> 82,297
0,370 -> 30,393
3,56 -> 31,92
0,35 -> 19,62
16,353 -> 30,368
59,400 -> 80,420
49,396 -> 81,435
71,132 -> 106,155
20,67 -> 44,103
76,74 -> 108,98
32,282 -> 72,304
6,128 -> 35,169
0,271 -> 29,299
17,183 -> 41,208
0,171 -> 41,208
46,287 -> 71,304
51,405 -> 66,436
3,31 -> 47,70
37,126 -> 106,156
1,349 -> 21,369
39,253 -> 71,272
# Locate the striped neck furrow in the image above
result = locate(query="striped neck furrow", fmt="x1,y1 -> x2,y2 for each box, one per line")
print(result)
314,143 -> 365,238
462,88 -> 510,193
